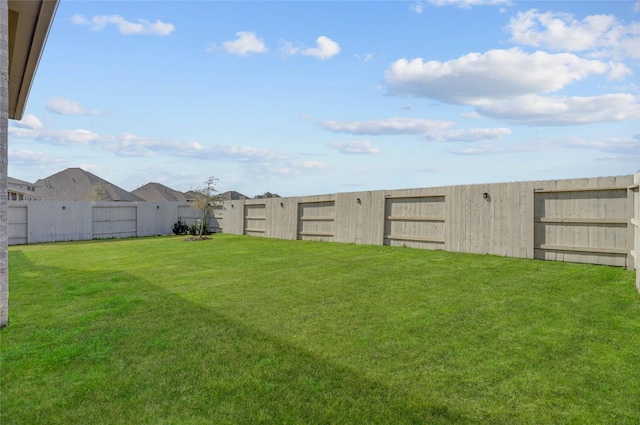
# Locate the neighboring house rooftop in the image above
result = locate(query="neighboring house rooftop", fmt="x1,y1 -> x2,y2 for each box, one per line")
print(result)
7,177 -> 44,201
132,182 -> 190,202
35,167 -> 143,201
254,192 -> 281,199
183,190 -> 248,201
219,190 -> 249,200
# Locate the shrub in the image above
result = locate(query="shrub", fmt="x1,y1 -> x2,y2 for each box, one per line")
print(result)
172,219 -> 189,235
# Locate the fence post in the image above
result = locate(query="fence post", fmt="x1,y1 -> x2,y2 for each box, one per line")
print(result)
632,172 -> 640,292
0,0 -> 7,328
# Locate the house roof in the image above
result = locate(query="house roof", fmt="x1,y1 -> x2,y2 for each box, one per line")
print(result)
34,167 -> 143,202
254,191 -> 281,199
219,190 -> 249,200
7,176 -> 43,198
8,0 -> 59,120
8,176 -> 37,187
132,182 -> 190,202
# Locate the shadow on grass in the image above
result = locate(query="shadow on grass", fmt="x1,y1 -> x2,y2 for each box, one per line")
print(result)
2,251 -> 466,425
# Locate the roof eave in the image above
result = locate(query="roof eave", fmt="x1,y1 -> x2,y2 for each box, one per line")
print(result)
8,0 -> 59,120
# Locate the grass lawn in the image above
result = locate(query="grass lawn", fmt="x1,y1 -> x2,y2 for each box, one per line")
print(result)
2,234 -> 639,424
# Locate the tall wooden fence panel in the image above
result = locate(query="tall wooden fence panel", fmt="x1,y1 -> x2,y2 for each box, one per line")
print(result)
177,204 -> 198,225
7,203 -> 27,245
383,194 -> 445,249
445,182 -> 534,258
244,203 -> 266,237
533,176 -> 631,267
92,203 -> 137,239
297,199 -> 335,242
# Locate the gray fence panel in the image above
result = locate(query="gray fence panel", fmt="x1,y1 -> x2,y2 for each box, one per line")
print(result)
297,198 -> 335,242
533,175 -> 633,267
28,201 -> 93,244
243,203 -> 266,237
8,202 -> 27,245
92,202 -> 137,239
137,202 -> 179,237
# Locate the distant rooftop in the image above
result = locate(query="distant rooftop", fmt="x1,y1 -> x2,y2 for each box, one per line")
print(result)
35,167 -> 143,202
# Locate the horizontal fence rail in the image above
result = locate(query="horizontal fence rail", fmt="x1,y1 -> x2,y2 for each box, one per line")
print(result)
8,173 -> 640,291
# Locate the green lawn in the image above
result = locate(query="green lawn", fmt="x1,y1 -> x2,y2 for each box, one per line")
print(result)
2,235 -> 639,424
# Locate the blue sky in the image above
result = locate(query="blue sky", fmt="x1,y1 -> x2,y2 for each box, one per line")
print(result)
8,0 -> 640,197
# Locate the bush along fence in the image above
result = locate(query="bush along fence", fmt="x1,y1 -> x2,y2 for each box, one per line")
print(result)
8,173 -> 640,291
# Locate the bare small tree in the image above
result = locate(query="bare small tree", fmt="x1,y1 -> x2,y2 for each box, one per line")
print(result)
89,184 -> 109,201
189,176 -> 222,238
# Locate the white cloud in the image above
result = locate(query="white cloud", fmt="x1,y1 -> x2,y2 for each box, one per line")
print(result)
328,140 -> 380,154
425,127 -> 512,142
302,36 -> 341,60
446,145 -> 529,155
72,14 -> 175,36
607,61 -> 634,80
635,2 -> 640,13
355,53 -> 374,63
411,2 -> 425,14
507,10 -> 640,60
221,31 -> 267,56
13,114 -> 42,130
8,149 -> 65,166
279,41 -> 299,56
321,117 -> 511,142
384,48 -> 614,104
47,97 -> 100,115
476,94 -> 640,126
301,161 -> 329,170
8,113 -> 309,168
537,136 -> 640,158
425,0 -> 512,8
8,124 -> 299,165
8,123 -> 330,185
9,127 -> 101,145
446,134 -> 640,157
461,111 -> 483,119
210,145 -> 287,162
321,117 -> 453,135
8,126 -> 204,157
71,14 -> 89,25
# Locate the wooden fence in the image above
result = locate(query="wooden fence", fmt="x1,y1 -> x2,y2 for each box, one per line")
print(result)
219,174 -> 639,291
8,173 -> 640,291
7,201 -> 222,244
